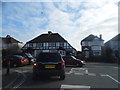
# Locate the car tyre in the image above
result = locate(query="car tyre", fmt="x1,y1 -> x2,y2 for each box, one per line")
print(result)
76,63 -> 82,67
13,63 -> 17,67
28,61 -> 31,65
76,63 -> 79,67
60,75 -> 65,80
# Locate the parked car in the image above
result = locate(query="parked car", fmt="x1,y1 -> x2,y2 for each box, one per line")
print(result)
63,56 -> 85,67
2,55 -> 29,67
33,52 -> 65,80
22,53 -> 36,65
13,53 -> 36,65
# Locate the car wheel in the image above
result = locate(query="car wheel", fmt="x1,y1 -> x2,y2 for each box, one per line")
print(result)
28,61 -> 31,65
76,63 -> 82,67
60,75 -> 65,80
79,64 -> 82,67
76,63 -> 79,67
13,64 -> 17,67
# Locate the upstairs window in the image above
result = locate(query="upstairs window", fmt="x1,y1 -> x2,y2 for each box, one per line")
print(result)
93,50 -> 101,56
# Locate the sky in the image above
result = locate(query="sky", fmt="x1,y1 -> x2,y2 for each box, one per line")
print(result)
1,0 -> 119,51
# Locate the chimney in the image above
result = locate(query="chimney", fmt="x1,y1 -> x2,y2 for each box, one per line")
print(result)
100,34 -> 102,39
6,35 -> 11,38
48,31 -> 52,35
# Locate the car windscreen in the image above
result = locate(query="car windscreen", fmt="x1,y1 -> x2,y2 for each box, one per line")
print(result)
37,53 -> 62,62
71,56 -> 77,59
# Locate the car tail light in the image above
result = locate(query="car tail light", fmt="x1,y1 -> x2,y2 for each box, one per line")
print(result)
21,59 -> 24,62
8,61 -> 11,65
61,60 -> 65,68
24,58 -> 28,62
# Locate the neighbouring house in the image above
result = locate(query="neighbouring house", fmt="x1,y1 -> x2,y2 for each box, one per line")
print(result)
81,34 -> 104,61
104,34 -> 120,62
1,35 -> 24,56
0,37 -> 2,58
22,31 -> 77,57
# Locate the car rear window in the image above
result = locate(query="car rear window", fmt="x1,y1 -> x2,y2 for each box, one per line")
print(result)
25,53 -> 33,58
13,55 -> 24,59
37,53 -> 62,62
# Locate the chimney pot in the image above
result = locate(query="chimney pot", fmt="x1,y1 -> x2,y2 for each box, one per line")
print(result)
100,34 -> 102,39
6,35 -> 11,38
48,31 -> 52,35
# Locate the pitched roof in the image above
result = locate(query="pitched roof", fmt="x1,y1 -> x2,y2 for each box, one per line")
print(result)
109,34 -> 120,41
81,34 -> 104,42
105,34 -> 120,45
28,33 -> 67,43
2,35 -> 22,44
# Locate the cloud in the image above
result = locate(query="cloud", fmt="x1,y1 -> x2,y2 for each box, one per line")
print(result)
2,1 -> 118,51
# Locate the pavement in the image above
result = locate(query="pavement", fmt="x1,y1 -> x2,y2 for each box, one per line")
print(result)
2,67 -> 19,89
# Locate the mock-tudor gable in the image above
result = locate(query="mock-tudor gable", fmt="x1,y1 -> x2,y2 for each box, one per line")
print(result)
22,32 -> 76,57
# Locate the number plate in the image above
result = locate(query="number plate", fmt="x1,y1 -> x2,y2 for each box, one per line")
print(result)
45,65 -> 55,68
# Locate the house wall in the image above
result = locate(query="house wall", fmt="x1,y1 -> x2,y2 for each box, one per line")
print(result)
23,42 -> 71,49
2,42 -> 24,56
81,40 -> 104,58
92,40 -> 104,46
108,41 -> 119,51
0,38 -> 2,58
22,42 -> 76,57
82,40 -> 104,47
106,41 -> 120,59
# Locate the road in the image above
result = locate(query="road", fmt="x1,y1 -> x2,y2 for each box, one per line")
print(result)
3,62 -> 119,90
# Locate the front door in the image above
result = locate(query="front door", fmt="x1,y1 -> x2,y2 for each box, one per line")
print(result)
85,51 -> 89,58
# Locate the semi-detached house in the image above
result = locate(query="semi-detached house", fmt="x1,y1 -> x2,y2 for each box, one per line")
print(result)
105,34 -> 120,59
22,31 -> 76,57
81,34 -> 104,60
1,35 -> 24,56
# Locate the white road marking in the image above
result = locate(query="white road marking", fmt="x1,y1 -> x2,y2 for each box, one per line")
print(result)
65,71 -> 72,74
100,74 -> 120,85
85,69 -> 88,74
5,73 -> 20,88
22,71 -> 28,73
113,67 -> 118,69
71,68 -> 88,73
87,73 -> 96,76
60,84 -> 90,90
74,73 -> 84,75
100,74 -> 107,77
66,68 -> 96,76
12,70 -> 26,89
106,74 -> 120,85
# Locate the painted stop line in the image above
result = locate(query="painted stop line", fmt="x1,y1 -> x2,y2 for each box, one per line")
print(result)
60,84 -> 90,90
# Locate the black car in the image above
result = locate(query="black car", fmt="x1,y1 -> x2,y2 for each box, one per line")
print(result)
2,55 -> 29,67
33,52 -> 65,80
